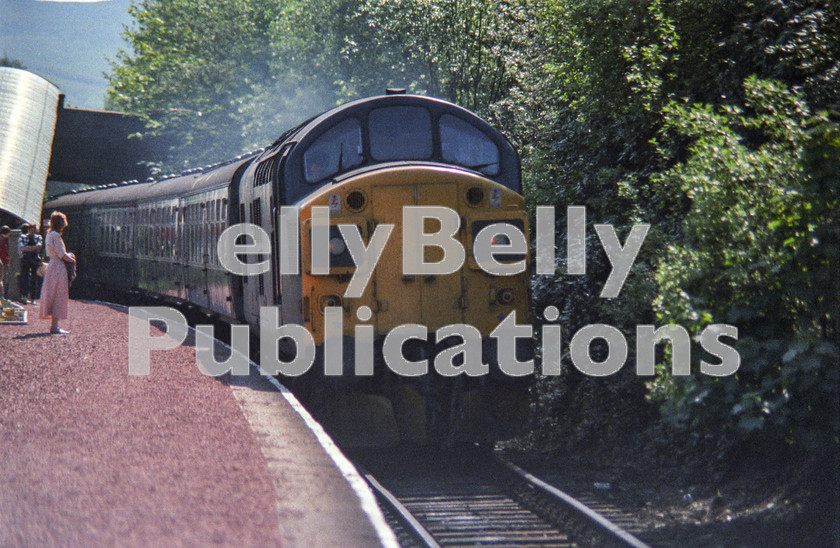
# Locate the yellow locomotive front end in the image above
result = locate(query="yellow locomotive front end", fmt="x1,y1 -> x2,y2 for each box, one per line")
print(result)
298,165 -> 532,444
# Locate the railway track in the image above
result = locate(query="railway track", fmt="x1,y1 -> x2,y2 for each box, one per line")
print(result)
352,446 -> 650,548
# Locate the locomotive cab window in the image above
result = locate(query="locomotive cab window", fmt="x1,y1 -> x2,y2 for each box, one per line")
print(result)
304,118 -> 363,183
369,106 -> 433,161
440,114 -> 500,175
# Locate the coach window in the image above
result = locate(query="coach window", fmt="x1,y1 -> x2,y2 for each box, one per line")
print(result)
107,212 -> 114,253
101,214 -> 107,253
185,206 -> 192,263
304,118 -> 363,183
369,106 -> 432,161
117,211 -> 124,254
101,213 -> 106,252
191,206 -> 199,264
115,211 -> 121,253
440,114 -> 500,175
154,208 -> 161,257
142,208 -> 148,257
184,207 -> 189,262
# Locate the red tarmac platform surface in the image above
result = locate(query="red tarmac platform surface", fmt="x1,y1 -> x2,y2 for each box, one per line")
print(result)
0,300 -> 395,547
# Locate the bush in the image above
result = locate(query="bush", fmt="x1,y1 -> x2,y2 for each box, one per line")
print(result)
650,77 -> 839,446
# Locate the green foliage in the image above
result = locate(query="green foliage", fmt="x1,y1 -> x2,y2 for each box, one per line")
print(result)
523,0 -> 839,449
107,0 -> 283,169
651,78 -> 839,445
0,55 -> 25,69
337,0 -> 531,111
107,0 -> 534,170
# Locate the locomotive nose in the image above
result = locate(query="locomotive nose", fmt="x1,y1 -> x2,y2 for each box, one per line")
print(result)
299,164 -> 530,344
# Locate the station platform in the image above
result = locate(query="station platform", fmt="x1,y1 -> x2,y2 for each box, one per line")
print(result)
0,300 -> 396,547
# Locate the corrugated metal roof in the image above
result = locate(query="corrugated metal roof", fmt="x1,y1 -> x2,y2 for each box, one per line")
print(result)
0,67 -> 60,223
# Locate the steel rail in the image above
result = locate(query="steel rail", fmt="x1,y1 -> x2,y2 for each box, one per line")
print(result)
357,464 -> 442,548
497,456 -> 651,548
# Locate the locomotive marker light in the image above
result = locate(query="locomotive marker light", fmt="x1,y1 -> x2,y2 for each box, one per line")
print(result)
129,204 -> 740,379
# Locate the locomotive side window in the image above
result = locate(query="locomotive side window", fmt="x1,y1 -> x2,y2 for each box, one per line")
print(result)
303,118 -> 363,183
440,114 -> 500,175
369,106 -> 432,161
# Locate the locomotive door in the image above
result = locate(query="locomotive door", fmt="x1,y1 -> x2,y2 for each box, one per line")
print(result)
241,194 -> 270,327
372,181 -> 463,333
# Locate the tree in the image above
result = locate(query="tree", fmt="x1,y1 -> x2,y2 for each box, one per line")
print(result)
107,0 -> 282,169
0,55 -> 25,69
337,0 -> 532,112
107,0 -> 535,170
522,0 -> 839,448
651,78 -> 839,444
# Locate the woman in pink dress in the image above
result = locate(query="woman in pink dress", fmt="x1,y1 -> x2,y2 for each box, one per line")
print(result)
40,211 -> 76,334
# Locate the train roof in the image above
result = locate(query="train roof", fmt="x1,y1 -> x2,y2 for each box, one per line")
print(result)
46,93 -> 521,210
45,152 -> 260,210
287,94 -> 507,144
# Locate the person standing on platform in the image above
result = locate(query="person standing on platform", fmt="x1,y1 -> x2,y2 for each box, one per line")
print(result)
18,223 -> 43,304
40,212 -> 75,334
0,226 -> 11,299
16,223 -> 27,298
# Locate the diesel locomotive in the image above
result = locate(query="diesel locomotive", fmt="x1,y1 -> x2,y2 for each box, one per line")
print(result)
45,92 -> 533,444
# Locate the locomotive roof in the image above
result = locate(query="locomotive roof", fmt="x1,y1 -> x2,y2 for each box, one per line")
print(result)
270,94 -> 521,201
287,94 -> 506,144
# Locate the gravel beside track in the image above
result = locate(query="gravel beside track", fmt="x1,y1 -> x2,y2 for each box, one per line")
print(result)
0,300 -> 282,546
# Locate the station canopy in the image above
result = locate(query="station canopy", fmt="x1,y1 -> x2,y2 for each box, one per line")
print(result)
0,67 -> 60,225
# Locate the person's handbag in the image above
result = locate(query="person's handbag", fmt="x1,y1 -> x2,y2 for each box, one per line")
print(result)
65,254 -> 76,286
36,261 -> 46,278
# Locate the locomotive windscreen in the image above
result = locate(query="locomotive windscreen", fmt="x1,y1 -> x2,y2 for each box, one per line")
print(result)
369,106 -> 434,161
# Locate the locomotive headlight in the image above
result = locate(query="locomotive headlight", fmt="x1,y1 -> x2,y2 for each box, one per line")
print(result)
324,224 -> 357,269
491,233 -> 511,246
329,236 -> 346,256
470,218 -> 527,273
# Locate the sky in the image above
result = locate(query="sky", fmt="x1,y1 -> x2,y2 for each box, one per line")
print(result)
0,0 -> 133,110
